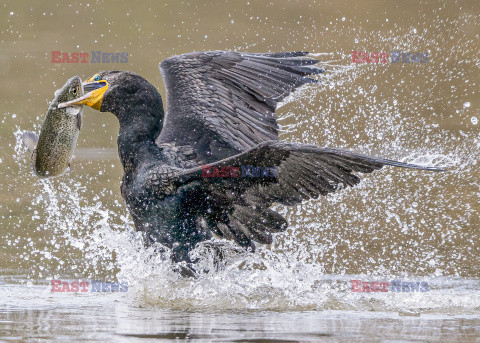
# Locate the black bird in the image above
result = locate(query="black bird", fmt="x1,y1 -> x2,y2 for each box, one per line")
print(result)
59,51 -> 441,264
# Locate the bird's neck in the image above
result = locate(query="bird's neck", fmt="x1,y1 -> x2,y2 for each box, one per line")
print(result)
109,81 -> 165,175
117,116 -> 163,175
117,133 -> 162,175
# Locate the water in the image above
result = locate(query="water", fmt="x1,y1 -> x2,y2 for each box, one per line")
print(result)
2,282 -> 479,342
1,0 -> 480,341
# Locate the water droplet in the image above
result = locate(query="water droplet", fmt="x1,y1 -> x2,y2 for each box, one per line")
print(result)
464,102 -> 471,108
9,11 -> 14,16
471,116 -> 478,125
341,17 -> 345,21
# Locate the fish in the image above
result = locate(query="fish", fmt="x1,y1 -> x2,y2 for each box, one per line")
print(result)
22,76 -> 84,178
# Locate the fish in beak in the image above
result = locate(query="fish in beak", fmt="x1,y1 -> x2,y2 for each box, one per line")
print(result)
58,76 -> 108,110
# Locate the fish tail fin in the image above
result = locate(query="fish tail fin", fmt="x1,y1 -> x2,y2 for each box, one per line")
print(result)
22,131 -> 38,153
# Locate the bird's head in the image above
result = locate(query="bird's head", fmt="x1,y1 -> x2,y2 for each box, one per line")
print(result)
58,71 -> 163,124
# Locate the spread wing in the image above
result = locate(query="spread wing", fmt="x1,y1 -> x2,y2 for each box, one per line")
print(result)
176,140 -> 443,199
160,141 -> 443,250
157,51 -> 323,163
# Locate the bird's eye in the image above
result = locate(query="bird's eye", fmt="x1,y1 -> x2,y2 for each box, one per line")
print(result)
69,87 -> 77,95
94,75 -> 101,81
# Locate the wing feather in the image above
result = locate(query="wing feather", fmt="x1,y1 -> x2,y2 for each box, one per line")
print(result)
163,141 -> 442,248
157,51 -> 323,162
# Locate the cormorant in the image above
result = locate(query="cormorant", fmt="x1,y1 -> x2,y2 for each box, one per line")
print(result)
59,51 -> 441,264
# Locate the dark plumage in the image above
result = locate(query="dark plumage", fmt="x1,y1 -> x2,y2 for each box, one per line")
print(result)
65,51 -> 442,266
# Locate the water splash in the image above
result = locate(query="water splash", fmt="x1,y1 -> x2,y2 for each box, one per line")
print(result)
11,126 -> 480,313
